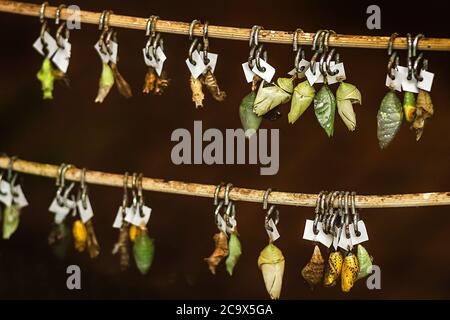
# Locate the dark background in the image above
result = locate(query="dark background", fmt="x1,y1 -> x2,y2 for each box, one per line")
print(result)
0,0 -> 449,299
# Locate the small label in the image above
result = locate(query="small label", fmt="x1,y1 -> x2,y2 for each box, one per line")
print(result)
303,220 -> 333,248
199,51 -> 218,74
350,220 -> 369,245
305,64 -> 320,86
216,213 -> 228,235
185,50 -> 207,79
112,207 -> 125,229
77,196 -> 94,223
251,59 -> 275,83
94,40 -> 110,63
333,226 -> 342,250
326,62 -> 346,85
12,185 -> 28,208
108,41 -> 118,64
242,61 -> 255,83
124,206 -> 136,223
52,38 -> 71,73
288,59 -> 310,77
131,205 -> 152,227
266,218 -> 280,242
142,46 -> 167,76
385,71 -> 402,92
397,66 -> 419,93
33,31 -> 58,58
49,197 -> 75,224
226,216 -> 237,234
417,70 -> 434,92
0,181 -> 13,206
338,228 -> 353,251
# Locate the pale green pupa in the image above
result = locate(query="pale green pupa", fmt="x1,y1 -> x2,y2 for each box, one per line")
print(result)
226,233 -> 242,276
336,82 -> 362,131
253,77 -> 294,116
288,80 -> 315,124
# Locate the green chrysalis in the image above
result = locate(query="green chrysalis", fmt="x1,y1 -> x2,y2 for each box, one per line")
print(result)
239,91 -> 262,138
226,233 -> 242,276
314,84 -> 336,137
377,90 -> 403,149
133,231 -> 155,275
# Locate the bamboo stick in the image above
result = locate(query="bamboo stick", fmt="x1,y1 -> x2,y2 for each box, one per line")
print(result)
0,1 -> 449,51
0,157 -> 449,209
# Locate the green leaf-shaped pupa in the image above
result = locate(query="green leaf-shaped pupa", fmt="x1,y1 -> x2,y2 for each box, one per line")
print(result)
357,244 -> 373,280
314,85 -> 336,137
377,90 -> 403,149
336,82 -> 362,131
288,80 -> 315,124
3,205 -> 20,239
226,233 -> 242,276
239,91 -> 262,138
253,78 -> 293,117
133,231 -> 155,275
95,63 -> 115,103
36,57 -> 55,100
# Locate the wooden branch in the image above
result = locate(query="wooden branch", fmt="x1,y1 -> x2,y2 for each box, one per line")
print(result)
0,1 -> 449,51
0,157 -> 449,209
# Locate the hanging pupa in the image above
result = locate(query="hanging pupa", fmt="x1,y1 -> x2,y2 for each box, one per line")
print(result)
190,75 -> 205,108
301,245 -> 325,289
36,58 -> 56,100
95,63 -> 115,103
201,67 -> 227,101
239,91 -> 262,137
133,227 -> 155,275
110,62 -> 133,98
129,224 -> 141,242
48,222 -> 72,260
288,80 -> 315,124
258,243 -> 285,300
412,89 -> 434,141
314,84 -> 337,137
323,250 -> 344,287
377,90 -> 403,149
72,219 -> 87,252
341,252 -> 359,293
336,82 -> 362,131
2,205 -> 20,240
357,244 -> 373,280
226,232 -> 242,276
403,91 -> 416,123
204,231 -> 229,275
253,77 -> 294,116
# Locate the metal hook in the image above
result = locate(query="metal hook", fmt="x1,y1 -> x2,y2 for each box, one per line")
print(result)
145,15 -> 159,38
322,30 -> 335,52
225,201 -> 236,228
387,51 -> 399,80
313,191 -> 326,235
251,25 -> 263,47
413,53 -> 427,82
312,29 -> 326,51
406,33 -> 414,80
137,173 -> 145,218
310,30 -> 328,76
98,10 -> 112,31
412,34 -> 424,57
122,172 -> 129,210
131,173 -> 138,210
80,168 -> 88,209
189,19 -> 200,40
202,21 -> 210,65
39,2 -> 48,23
55,4 -> 66,25
265,204 -> 279,233
152,33 -> 164,62
263,188 -> 272,210
213,182 -> 224,206
7,156 -> 17,181
351,191 -> 360,236
388,32 -> 398,56
293,28 -> 306,73
255,44 -> 267,73
319,49 -> 328,78
214,200 -> 225,227
325,48 -> 340,76
224,183 -> 233,206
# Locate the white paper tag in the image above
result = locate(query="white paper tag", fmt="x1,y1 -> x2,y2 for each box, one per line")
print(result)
266,218 -> 280,242
302,220 -> 333,248
109,41 -> 118,64
52,38 -> 71,73
131,205 -> 152,227
94,40 -> 111,64
33,31 -> 58,58
12,185 -> 28,209
350,221 -> 369,245
226,216 -> 237,234
242,61 -> 255,83
185,50 -> 207,79
333,226 -> 342,250
77,196 -> 94,223
251,59 -> 275,83
305,64 -> 320,86
0,181 -> 13,206
142,47 -> 167,76
326,62 -> 346,85
124,206 -> 136,223
288,59 -> 310,77
199,51 -> 218,74
385,71 -> 402,92
216,213 -> 228,235
112,207 -> 125,229
417,70 -> 434,92
49,197 -> 75,224
338,228 -> 353,250
397,66 -> 419,93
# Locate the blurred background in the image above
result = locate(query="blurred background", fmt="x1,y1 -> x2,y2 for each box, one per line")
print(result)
0,0 -> 449,299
